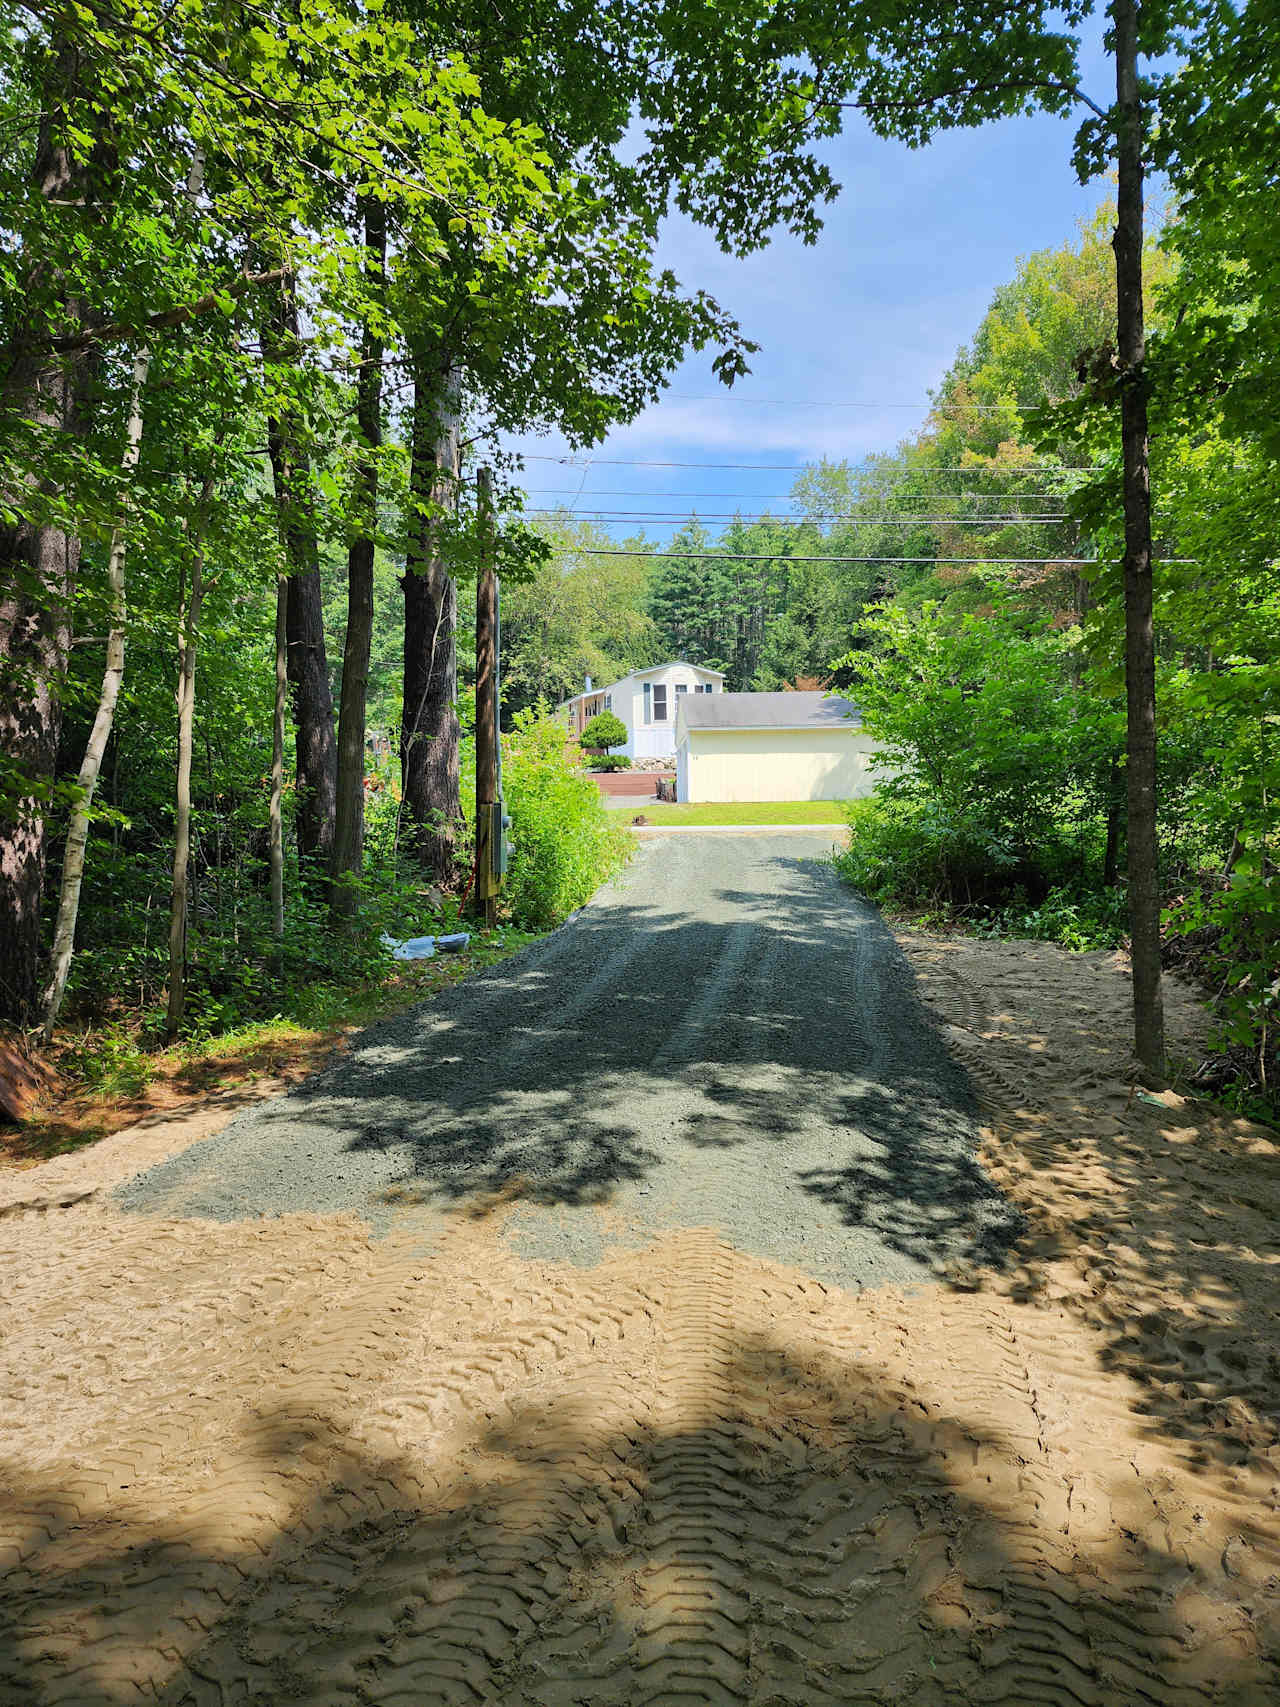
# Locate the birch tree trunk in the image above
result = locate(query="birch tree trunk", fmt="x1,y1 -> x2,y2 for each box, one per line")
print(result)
401,353 -> 462,883
1112,0 -> 1165,1073
40,347 -> 150,1038
330,196 -> 386,923
166,525 -> 209,1039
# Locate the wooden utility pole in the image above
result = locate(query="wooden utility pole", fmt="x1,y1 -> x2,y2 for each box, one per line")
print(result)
474,465 -> 502,925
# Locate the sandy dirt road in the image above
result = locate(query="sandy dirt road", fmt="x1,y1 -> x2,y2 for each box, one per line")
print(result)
3,832 -> 1280,1705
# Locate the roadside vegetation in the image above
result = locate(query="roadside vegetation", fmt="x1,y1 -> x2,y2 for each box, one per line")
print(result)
3,927 -> 539,1167
6,711 -> 626,1156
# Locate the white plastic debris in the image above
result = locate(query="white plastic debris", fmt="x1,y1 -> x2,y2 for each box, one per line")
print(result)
380,932 -> 436,960
435,932 -> 471,953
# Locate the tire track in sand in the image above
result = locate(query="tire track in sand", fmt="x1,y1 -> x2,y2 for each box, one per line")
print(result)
632,1230 -> 749,1706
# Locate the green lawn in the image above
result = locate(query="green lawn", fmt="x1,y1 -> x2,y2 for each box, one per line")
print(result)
629,800 -> 850,826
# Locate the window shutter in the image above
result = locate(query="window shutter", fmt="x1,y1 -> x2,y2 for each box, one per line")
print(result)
643,682 -> 651,723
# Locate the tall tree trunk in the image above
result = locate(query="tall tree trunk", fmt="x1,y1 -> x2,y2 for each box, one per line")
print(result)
1113,0 -> 1165,1073
41,347 -> 149,1038
269,574 -> 287,958
166,540 -> 206,1039
0,517 -> 79,1029
330,197 -> 386,922
0,40 -> 98,1027
400,354 -> 462,883
261,276 -> 336,867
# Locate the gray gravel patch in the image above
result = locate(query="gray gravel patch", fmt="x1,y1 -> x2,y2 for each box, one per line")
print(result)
117,833 -> 1022,1290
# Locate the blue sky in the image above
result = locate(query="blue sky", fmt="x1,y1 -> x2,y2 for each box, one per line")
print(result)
508,28 -> 1121,542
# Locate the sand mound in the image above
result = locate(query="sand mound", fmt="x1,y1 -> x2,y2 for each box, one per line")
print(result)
2,929 -> 1279,1703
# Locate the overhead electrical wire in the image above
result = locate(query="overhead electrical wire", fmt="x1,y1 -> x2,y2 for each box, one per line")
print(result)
521,488 -> 1076,500
558,550 -> 1154,565
518,511 -> 1072,525
517,454 -> 1109,472
664,393 -> 1049,411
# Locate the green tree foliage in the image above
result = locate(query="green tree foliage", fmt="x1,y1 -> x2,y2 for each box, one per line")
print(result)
499,515 -> 658,717
834,599 -> 1120,906
0,0 -> 874,1037
580,711 -> 628,754
502,712 -> 630,930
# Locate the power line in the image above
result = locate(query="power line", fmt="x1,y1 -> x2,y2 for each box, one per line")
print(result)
520,512 -> 1073,526
523,488 -> 1076,500
518,454 -> 1108,472
666,394 -> 1046,411
560,550 -> 1152,565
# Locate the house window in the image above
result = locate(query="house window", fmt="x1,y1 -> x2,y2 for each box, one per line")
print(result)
675,683 -> 688,700
652,684 -> 668,722
604,693 -> 612,711
699,683 -> 714,693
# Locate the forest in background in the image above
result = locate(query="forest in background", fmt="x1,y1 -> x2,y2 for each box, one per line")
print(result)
0,0 -> 1275,1123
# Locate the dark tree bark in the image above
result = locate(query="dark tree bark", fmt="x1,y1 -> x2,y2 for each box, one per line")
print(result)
400,352 -> 462,882
330,198 -> 386,922
261,276 -> 337,866
0,515 -> 79,1028
1112,0 -> 1165,1072
0,40 -> 99,1027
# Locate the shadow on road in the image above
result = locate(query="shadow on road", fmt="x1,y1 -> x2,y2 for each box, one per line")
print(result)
119,839 -> 1020,1279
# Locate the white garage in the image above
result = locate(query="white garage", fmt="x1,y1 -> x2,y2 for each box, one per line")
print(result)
674,692 -> 879,803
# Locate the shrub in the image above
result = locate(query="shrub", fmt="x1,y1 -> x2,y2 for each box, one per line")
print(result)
580,710 -> 628,754
983,884 -> 1129,952
1168,869 -> 1279,1120
587,753 -> 631,772
835,796 -> 1020,911
835,599 -> 1120,910
503,710 -> 631,929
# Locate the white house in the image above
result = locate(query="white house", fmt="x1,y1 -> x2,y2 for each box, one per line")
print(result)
674,691 -> 879,803
559,661 -> 725,761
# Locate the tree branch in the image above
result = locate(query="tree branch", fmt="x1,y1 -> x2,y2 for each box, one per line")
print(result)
44,266 -> 289,353
831,78 -> 1108,122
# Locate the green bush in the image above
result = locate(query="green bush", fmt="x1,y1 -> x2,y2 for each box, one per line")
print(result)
503,710 -> 631,929
1169,869 -> 1279,1119
982,885 -> 1129,952
586,753 -> 631,771
835,796 -> 1022,911
834,599 -> 1121,910
580,709 -> 629,753
836,801 -> 1128,951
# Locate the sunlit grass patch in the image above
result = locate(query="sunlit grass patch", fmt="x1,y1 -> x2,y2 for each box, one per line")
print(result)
631,800 -> 851,826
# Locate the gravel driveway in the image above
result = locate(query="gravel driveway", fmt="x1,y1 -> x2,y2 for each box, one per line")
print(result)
120,832 -> 1020,1288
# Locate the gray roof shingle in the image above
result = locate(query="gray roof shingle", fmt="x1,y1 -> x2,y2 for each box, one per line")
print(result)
680,691 -> 861,731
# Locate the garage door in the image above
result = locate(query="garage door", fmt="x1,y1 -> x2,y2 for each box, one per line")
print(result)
685,728 -> 879,802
